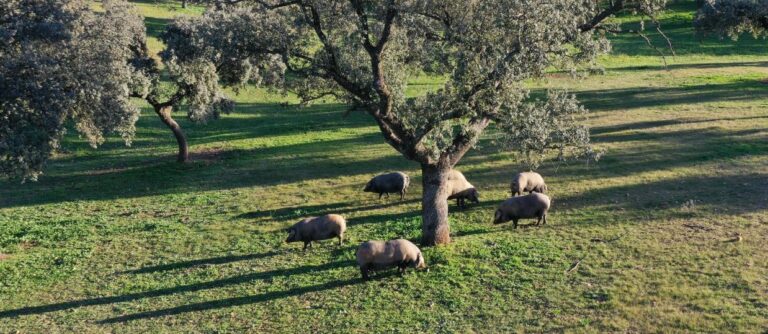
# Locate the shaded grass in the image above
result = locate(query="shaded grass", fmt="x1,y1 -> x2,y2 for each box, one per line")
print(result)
577,80 -> 768,111
144,16 -> 171,39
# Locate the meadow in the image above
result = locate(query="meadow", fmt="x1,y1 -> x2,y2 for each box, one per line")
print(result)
0,1 -> 766,332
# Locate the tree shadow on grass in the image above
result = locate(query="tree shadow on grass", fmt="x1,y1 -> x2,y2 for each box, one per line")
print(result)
589,128 -> 767,175
98,277 -> 361,323
348,210 -> 421,227
183,103 -> 374,147
236,198 -> 420,221
452,227 -> 495,239
607,61 -> 768,72
576,81 -> 768,112
3,81 -> 766,209
0,102 -> 388,208
0,260 -> 355,319
79,103 -> 371,159
555,173 -> 768,221
481,126 -> 768,184
144,17 -> 170,39
120,251 -> 280,275
464,125 -> 767,216
0,132 -> 413,208
590,115 -> 768,137
594,126 -> 765,144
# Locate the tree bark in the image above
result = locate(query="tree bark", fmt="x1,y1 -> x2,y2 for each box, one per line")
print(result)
420,164 -> 452,246
153,105 -> 189,163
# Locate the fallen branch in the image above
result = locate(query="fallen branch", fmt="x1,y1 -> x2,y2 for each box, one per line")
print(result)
590,234 -> 623,243
565,259 -> 581,275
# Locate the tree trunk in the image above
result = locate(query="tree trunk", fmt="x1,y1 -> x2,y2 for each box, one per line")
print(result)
181,0 -> 188,9
153,105 -> 189,163
420,164 -> 452,246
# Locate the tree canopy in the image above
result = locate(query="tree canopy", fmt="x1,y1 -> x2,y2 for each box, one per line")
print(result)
0,0 -> 240,178
166,0 -> 667,244
1,0 -> 668,244
0,0 -> 146,181
695,0 -> 768,38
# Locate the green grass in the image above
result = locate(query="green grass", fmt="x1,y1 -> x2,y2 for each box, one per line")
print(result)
1,1 -> 767,332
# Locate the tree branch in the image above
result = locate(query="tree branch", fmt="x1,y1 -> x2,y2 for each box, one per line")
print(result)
346,1 -> 422,160
254,0 -> 300,9
580,0 -> 625,32
416,1 -> 628,161
441,117 -> 491,167
375,5 -> 397,52
131,86 -> 186,110
350,0 -> 376,52
462,44 -> 521,103
301,3 -> 369,101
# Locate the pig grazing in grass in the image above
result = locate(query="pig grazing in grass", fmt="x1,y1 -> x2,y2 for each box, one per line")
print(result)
364,172 -> 410,200
492,193 -> 551,229
446,169 -> 479,209
356,239 -> 426,280
285,214 -> 346,251
511,172 -> 547,196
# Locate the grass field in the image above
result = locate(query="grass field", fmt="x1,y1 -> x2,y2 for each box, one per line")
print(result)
1,1 -> 767,332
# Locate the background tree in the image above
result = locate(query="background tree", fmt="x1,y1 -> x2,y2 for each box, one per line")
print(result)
0,0 -> 147,181
129,27 -> 234,163
160,0 -> 667,245
0,0 -> 233,179
130,0 -> 291,163
695,0 -> 768,38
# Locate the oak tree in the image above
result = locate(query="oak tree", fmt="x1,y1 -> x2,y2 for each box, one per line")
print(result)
695,0 -> 768,38
155,0 -> 668,245
1,0 -> 234,180
0,0 -> 146,181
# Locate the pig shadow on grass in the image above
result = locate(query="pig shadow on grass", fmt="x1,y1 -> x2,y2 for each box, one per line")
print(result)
329,244 -> 358,258
0,260 -> 355,319
450,199 -> 497,211
358,270 -> 407,282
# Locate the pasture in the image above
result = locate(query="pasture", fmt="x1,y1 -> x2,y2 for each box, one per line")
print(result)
1,1 -> 766,332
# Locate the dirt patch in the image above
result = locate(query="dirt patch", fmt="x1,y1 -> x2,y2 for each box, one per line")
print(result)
18,241 -> 36,250
0,253 -> 11,261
